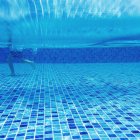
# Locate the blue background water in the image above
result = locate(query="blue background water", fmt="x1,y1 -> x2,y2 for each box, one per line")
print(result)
0,1 -> 140,140
0,0 -> 140,63
0,0 -> 140,49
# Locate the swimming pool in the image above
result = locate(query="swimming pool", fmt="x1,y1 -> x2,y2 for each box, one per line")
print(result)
0,0 -> 140,140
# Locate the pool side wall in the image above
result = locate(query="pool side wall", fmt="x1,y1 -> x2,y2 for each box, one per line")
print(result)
0,47 -> 140,63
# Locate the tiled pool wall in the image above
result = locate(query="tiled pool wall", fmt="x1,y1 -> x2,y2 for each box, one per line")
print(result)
0,47 -> 140,63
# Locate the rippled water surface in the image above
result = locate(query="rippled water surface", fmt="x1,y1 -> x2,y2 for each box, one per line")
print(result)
0,0 -> 140,48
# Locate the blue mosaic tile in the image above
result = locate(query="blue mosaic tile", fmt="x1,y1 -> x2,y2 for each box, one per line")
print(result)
0,64 -> 140,140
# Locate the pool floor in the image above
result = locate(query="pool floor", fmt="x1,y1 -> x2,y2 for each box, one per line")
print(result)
0,63 -> 140,140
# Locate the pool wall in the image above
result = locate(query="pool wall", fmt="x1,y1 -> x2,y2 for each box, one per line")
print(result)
0,47 -> 140,63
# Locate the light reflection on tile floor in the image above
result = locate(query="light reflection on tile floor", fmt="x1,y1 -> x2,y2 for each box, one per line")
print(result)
0,63 -> 140,140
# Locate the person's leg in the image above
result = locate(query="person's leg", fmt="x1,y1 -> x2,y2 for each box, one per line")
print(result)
7,54 -> 15,76
14,51 -> 35,69
22,59 -> 35,69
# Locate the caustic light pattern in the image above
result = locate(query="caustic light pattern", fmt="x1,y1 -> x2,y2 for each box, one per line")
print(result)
0,0 -> 140,19
0,0 -> 140,48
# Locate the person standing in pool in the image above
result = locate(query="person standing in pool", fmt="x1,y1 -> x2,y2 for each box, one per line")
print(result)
1,0 -> 35,76
7,37 -> 35,76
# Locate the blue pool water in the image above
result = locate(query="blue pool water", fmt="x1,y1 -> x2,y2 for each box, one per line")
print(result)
0,0 -> 140,140
0,0 -> 140,48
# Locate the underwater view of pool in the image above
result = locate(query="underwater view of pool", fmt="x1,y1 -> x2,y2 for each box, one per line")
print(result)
0,0 -> 140,140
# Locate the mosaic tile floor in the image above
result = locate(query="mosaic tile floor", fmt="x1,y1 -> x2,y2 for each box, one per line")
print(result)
0,63 -> 140,140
